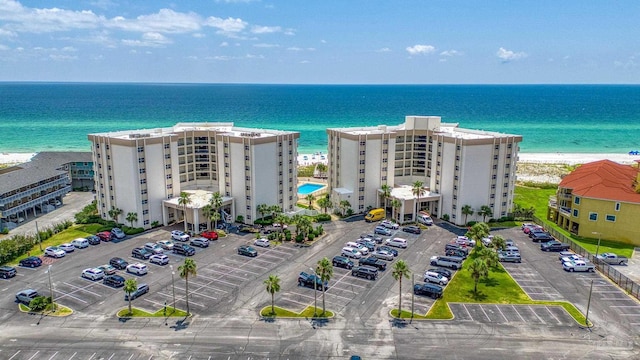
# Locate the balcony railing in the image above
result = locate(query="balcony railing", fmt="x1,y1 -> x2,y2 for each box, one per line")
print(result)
1,186 -> 71,216
0,178 -> 69,205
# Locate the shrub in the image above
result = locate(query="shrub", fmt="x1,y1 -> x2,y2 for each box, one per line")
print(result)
151,221 -> 160,228
236,215 -> 244,224
29,296 -> 51,311
315,225 -> 324,235
1,228 -> 9,234
346,208 -> 354,216
467,221 -> 477,227
308,233 -> 316,241
442,214 -> 450,222
285,231 -> 292,241
315,213 -> 331,222
295,234 -> 304,243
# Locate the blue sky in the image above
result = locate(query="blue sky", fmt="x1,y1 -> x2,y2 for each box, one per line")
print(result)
0,0 -> 638,84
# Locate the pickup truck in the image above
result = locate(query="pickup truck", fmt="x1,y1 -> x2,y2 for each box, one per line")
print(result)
297,272 -> 327,290
562,260 -> 595,272
430,256 -> 464,270
358,256 -> 387,271
596,253 -> 628,265
540,241 -> 570,252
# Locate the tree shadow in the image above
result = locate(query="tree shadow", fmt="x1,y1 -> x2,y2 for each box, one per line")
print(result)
467,290 -> 488,301
260,315 -> 276,323
480,276 -> 500,287
169,318 -> 189,331
389,318 -> 407,328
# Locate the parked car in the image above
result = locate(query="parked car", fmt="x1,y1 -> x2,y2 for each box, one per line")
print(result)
341,246 -> 362,259
413,283 -> 443,299
346,241 -> 369,256
96,231 -> 112,242
498,252 -> 522,263
376,245 -> 398,257
298,271 -> 328,290
45,246 -> 66,258
71,238 -> 89,249
157,240 -> 175,251
144,242 -> 164,254
504,246 -> 520,254
332,256 -> 354,269
360,233 -> 384,244
237,245 -> 258,257
149,254 -> 170,265
124,283 -> 150,301
356,239 -> 376,252
81,268 -> 105,281
371,250 -> 394,261
19,256 -> 42,268
374,226 -> 392,236
201,231 -> 219,241
560,254 -> 583,263
132,247 -> 152,260
86,235 -> 101,245
380,220 -> 399,229
531,233 -> 555,243
171,230 -> 190,242
455,236 -> 476,247
385,238 -> 408,248
254,238 -> 271,247
596,253 -> 628,265
359,256 -> 387,271
97,264 -> 116,275
126,263 -> 148,275
540,241 -> 571,252
190,237 -> 210,248
563,260 -> 595,272
426,268 -> 452,279
111,228 -> 126,239
173,243 -> 196,256
558,251 -> 575,260
109,257 -> 129,270
445,243 -> 470,254
58,243 -> 75,253
103,275 -> 125,288
424,271 -> 449,285
0,265 -> 17,279
351,265 -> 379,280
16,289 -> 39,304
445,249 -> 468,258
402,225 -> 421,234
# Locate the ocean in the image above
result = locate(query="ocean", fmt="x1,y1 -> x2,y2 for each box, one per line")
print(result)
1,83 -> 639,154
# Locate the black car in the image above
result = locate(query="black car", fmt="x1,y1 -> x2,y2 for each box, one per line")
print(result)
332,256 -> 354,270
351,265 -> 378,280
109,257 -> 129,270
0,265 -> 17,279
103,274 -> 125,288
540,241 -> 571,252
86,235 -> 101,245
531,233 -> 554,243
445,243 -> 469,254
356,239 -> 376,252
376,245 -> 398,257
237,245 -> 258,257
402,225 -> 421,234
445,249 -> 468,258
132,247 -> 152,260
19,256 -> 42,268
298,272 -> 328,290
358,256 -> 387,271
173,244 -> 196,256
413,283 -> 443,299
427,267 -> 452,279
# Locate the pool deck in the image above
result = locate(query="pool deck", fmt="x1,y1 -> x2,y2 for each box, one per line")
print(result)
297,178 -> 328,196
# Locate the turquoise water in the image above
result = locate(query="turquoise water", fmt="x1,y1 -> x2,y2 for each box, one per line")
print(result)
298,183 -> 326,195
1,83 -> 639,154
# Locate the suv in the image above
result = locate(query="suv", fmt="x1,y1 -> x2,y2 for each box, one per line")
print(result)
402,226 -> 421,234
126,263 -> 148,275
540,241 -> 570,252
498,252 -> 522,263
111,228 -> 126,239
376,245 -> 398,257
44,246 -> 66,258
109,257 -> 129,270
103,274 -> 125,288
445,249 -> 468,258
190,237 -> 210,248
16,289 -> 39,304
426,268 -> 452,279
374,226 -> 392,236
19,256 -> 42,268
86,235 -> 101,245
298,272 -> 328,290
173,243 -> 196,256
171,230 -> 190,242
124,283 -> 150,301
132,247 -> 152,260
81,268 -> 105,281
351,265 -> 378,280
332,256 -> 354,270
413,283 -> 443,299
144,242 -> 164,254
380,220 -> 399,229
356,238 -> 376,252
0,265 -> 17,279
424,271 -> 449,285
96,231 -> 112,242
359,256 -> 387,271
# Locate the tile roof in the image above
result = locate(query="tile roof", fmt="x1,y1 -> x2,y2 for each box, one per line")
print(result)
559,160 -> 640,203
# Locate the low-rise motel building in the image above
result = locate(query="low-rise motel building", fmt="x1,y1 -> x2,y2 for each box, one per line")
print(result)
327,116 -> 522,226
88,123 -> 299,231
548,160 -> 640,246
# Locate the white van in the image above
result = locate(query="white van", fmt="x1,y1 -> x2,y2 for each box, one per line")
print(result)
345,241 -> 369,255
385,237 -> 408,248
341,246 -> 362,259
71,238 -> 89,249
417,211 -> 434,226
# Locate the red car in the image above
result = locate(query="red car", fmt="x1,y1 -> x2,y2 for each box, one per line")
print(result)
96,231 -> 112,242
201,231 -> 219,241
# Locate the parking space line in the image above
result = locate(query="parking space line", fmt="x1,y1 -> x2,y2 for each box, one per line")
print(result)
477,305 -> 491,321
88,353 -> 96,360
544,306 -> 561,324
194,273 -> 240,288
619,313 -> 640,316
610,305 -> 640,308
462,304 -> 472,319
161,288 -> 206,308
279,295 -> 312,307
27,350 -> 39,360
48,351 -> 58,360
528,306 -> 546,323
127,354 -> 134,360
68,351 -> 77,360
223,258 -> 269,268
107,353 -> 115,360
186,277 -> 230,293
187,280 -> 228,295
8,351 -> 20,360
204,268 -> 255,279
55,291 -> 88,304
63,281 -> 102,297
511,305 -> 526,322
494,305 -> 509,322
324,291 -> 355,302
601,298 -> 632,301
593,290 -> 624,294
213,263 -> 260,274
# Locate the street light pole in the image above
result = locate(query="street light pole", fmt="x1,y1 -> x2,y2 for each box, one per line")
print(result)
310,267 -> 317,318
585,279 -> 594,329
592,231 -> 602,267
410,273 -> 415,324
169,265 -> 176,314
36,221 -> 42,252
47,265 -> 55,312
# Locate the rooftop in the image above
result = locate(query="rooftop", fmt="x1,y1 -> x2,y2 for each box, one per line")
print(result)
389,185 -> 440,201
90,122 -> 298,140
559,160 -> 640,203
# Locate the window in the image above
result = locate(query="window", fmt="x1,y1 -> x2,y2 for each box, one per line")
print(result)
502,202 -> 507,206
165,164 -> 171,169
164,143 -> 170,149
589,212 -> 598,221
165,154 -> 171,159
615,202 -> 620,211
493,155 -> 498,160
504,183 -> 509,188
137,147 -> 144,153
143,220 -> 150,225
138,158 -> 145,163
167,184 -> 172,189
143,209 -> 149,215
359,196 -> 364,200
166,174 -> 172,179
503,192 -> 507,197
139,168 -> 146,174
606,214 -> 616,222
492,174 -> 497,179
574,197 -> 580,205
140,179 -> 146,184
573,209 -> 579,217
359,141 -> 366,146
360,151 -> 366,155
359,169 -> 365,173
360,160 -> 365,164
141,189 -> 147,195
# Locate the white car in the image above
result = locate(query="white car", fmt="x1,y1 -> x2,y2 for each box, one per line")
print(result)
59,243 -> 75,253
144,242 -> 164,254
254,238 -> 271,247
110,228 -> 126,239
81,268 -> 104,281
372,250 -> 394,261
455,236 -> 476,247
149,254 -> 169,265
126,263 -> 148,275
380,220 -> 400,230
157,240 -> 175,251
71,238 -> 89,249
171,230 -> 190,242
560,254 -> 583,263
563,260 -> 595,272
45,246 -> 66,258
424,271 -> 449,285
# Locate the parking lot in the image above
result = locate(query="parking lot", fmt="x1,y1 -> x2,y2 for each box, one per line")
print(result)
450,303 -> 576,325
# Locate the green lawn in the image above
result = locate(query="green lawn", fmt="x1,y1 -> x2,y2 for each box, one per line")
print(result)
19,303 -> 73,316
117,306 -> 188,318
260,305 -> 334,318
514,186 -> 556,219
9,225 -> 99,265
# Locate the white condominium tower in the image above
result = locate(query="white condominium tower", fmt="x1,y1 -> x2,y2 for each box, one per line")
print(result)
327,116 -> 522,226
89,123 -> 299,230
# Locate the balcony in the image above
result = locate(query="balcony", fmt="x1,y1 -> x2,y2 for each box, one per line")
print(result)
0,177 -> 69,205
558,206 -> 571,216
1,186 -> 71,216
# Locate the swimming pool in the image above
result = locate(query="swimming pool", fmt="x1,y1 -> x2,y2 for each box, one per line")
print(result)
297,183 -> 326,195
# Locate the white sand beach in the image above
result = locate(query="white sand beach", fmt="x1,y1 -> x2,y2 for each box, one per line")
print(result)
0,152 -> 36,165
518,152 -> 640,165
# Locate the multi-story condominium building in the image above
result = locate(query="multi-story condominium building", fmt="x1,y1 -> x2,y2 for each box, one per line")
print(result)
547,159 -> 640,246
327,116 -> 521,225
88,123 -> 299,231
0,151 -> 92,230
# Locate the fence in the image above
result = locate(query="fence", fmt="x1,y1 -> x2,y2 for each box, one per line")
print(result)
533,215 -> 640,300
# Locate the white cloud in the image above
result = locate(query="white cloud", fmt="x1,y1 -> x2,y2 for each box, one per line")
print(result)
406,44 -> 435,55
300,60 -> 310,64
0,44 -> 9,50
440,50 -> 462,57
61,46 -> 77,52
287,47 -> 314,52
219,41 -> 229,47
496,47 -> 527,62
251,25 -> 281,34
205,16 -> 247,33
108,9 -> 201,34
614,55 -> 637,69
0,29 -> 17,38
0,0 -> 104,33
192,33 -> 205,38
253,43 -> 279,48
376,47 -> 391,53
121,32 -> 172,47
49,53 -> 77,61
283,28 -> 295,36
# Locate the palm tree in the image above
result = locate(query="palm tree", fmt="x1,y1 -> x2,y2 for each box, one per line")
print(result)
178,258 -> 197,316
269,205 -> 282,219
491,235 -> 507,251
390,199 -> 402,222
257,204 -> 270,221
461,205 -> 474,225
274,214 -> 290,241
465,222 -> 490,245
468,258 -> 489,294
380,184 -> 392,213
210,212 -> 221,230
392,260 -> 411,318
210,192 -> 223,211
178,192 -> 192,233
263,274 -> 281,315
317,196 -> 332,214
411,181 -> 426,222
305,194 -> 316,209
316,257 -> 333,316
339,200 -> 351,216
478,205 -> 493,222
125,212 -> 138,227
123,278 -> 138,315
108,207 -> 122,223
202,204 -> 213,230
316,163 -> 328,178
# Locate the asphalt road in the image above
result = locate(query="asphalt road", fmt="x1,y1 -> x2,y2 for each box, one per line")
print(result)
0,220 -> 639,359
